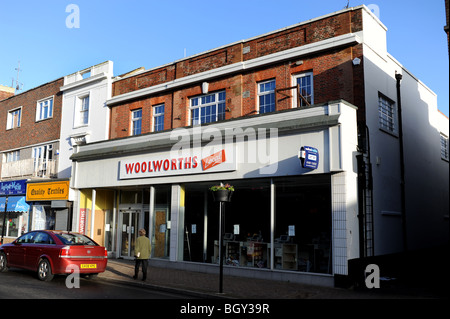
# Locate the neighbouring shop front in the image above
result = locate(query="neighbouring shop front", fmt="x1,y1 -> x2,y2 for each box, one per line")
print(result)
0,180 -> 30,244
25,180 -> 73,233
71,102 -> 359,280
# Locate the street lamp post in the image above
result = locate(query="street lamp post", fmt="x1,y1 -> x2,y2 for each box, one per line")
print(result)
210,184 -> 234,294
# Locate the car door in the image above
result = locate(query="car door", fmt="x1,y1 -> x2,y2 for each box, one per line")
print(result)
7,232 -> 36,268
26,232 -> 54,270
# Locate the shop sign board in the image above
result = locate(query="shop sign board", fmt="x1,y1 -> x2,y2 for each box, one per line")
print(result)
26,181 -> 70,201
79,208 -> 87,234
299,146 -> 319,170
119,145 -> 236,180
0,179 -> 27,195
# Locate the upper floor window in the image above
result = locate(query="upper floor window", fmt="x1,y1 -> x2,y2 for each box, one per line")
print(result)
7,107 -> 22,129
132,109 -> 142,135
293,72 -> 313,107
5,150 -> 20,163
258,80 -> 276,114
190,91 -> 226,125
78,95 -> 90,126
153,104 -> 165,132
441,133 -> 449,161
378,93 -> 397,134
36,97 -> 53,121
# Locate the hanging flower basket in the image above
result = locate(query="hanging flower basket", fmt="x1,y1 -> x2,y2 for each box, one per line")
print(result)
210,183 -> 234,202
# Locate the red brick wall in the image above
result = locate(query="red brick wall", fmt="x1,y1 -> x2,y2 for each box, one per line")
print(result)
0,90 -> 14,101
0,78 -> 63,151
109,8 -> 365,139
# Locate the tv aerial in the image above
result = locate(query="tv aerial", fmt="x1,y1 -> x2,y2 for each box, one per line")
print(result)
12,61 -> 23,91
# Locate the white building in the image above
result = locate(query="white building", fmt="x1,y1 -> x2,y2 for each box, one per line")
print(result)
59,61 -> 114,179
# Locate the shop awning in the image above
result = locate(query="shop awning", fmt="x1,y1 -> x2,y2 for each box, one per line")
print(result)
0,196 -> 30,213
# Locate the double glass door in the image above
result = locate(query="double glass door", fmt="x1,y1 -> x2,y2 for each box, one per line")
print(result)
120,210 -> 140,258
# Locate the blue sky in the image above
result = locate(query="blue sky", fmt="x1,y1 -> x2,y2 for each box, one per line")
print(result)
0,0 -> 448,117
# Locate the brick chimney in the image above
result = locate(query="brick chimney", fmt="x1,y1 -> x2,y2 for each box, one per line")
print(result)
0,85 -> 15,100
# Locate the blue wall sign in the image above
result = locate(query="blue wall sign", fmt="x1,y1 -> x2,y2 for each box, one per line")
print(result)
0,180 -> 27,195
300,146 -> 319,170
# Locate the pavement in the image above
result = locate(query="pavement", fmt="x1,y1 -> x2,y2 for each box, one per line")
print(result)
97,258 -> 448,299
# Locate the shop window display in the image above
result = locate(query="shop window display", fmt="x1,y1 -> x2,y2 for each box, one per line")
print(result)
31,205 -> 55,230
275,176 -> 332,274
0,212 -> 27,237
183,176 -> 332,274
184,180 -> 271,269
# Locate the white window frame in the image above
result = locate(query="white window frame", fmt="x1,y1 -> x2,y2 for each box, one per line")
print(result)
292,72 -> 314,108
76,94 -> 90,127
152,104 -> 165,132
441,133 -> 449,161
131,109 -> 142,135
6,107 -> 22,130
36,96 -> 54,121
32,144 -> 52,173
378,93 -> 397,135
5,150 -> 20,163
258,79 -> 276,114
190,90 -> 226,126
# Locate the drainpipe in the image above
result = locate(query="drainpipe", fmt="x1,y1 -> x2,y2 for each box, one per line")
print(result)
395,72 -> 407,252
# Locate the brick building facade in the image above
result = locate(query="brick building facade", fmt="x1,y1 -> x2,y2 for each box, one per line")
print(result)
1,5 -> 447,286
69,5 -> 448,286
0,78 -> 65,243
0,79 -> 63,152
108,8 -> 366,139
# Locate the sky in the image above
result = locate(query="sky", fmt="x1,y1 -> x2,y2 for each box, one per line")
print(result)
0,0 -> 448,117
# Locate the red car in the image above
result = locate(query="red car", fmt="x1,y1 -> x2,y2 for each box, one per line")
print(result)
0,230 -> 107,281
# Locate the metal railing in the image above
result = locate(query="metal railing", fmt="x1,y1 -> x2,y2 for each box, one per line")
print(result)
1,158 -> 57,179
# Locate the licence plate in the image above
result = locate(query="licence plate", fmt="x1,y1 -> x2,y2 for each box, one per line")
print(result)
80,264 -> 97,269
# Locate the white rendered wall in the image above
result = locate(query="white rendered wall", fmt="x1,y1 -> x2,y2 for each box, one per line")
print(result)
361,9 -> 449,254
59,61 -> 113,182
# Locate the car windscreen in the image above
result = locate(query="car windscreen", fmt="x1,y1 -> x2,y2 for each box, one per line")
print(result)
55,233 -> 97,246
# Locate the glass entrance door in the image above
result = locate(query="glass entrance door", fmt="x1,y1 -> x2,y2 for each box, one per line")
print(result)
120,210 -> 140,258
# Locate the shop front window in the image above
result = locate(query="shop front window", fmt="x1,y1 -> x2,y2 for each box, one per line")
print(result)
182,176 -> 332,274
275,176 -> 332,274
184,180 -> 271,269
0,212 -> 27,237
31,205 -> 55,230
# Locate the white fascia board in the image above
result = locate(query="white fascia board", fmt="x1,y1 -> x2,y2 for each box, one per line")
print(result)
106,33 -> 361,107
60,72 -> 108,92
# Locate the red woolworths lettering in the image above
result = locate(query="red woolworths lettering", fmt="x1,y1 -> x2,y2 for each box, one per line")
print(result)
125,163 -> 135,174
153,160 -> 163,171
202,150 -> 226,171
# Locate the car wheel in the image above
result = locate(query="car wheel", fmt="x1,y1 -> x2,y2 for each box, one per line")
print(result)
0,252 -> 8,272
37,259 -> 54,281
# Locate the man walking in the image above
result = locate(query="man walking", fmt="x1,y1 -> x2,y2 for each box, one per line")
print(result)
133,229 -> 151,281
